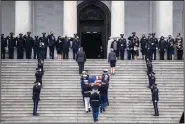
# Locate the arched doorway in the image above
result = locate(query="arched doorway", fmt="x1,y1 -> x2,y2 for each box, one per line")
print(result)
77,0 -> 111,59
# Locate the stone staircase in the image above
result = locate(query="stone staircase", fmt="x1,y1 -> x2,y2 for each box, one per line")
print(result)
1,59 -> 184,123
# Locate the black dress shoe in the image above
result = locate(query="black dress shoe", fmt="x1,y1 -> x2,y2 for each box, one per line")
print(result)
96,119 -> 98,121
86,111 -> 88,113
103,108 -> 105,112
88,108 -> 91,112
35,113 -> 40,116
94,120 -> 96,122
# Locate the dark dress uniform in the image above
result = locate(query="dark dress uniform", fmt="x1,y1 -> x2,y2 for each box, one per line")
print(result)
56,36 -> 63,55
76,48 -> 86,74
166,37 -> 175,60
101,72 -> 110,106
32,82 -> 41,116
47,34 -> 56,59
150,35 -> 158,60
38,42 -> 46,61
16,34 -> 25,59
140,35 -> 147,59
72,37 -> 81,59
39,33 -> 48,59
62,37 -> 70,59
98,83 -> 108,112
35,69 -> 44,86
1,34 -> 7,59
147,60 -> 153,79
90,91 -> 101,122
118,37 -> 127,60
7,33 -> 16,59
148,72 -> 155,88
82,83 -> 92,112
24,32 -> 34,59
176,39 -> 183,60
158,37 -> 167,60
33,36 -> 40,59
152,86 -> 159,116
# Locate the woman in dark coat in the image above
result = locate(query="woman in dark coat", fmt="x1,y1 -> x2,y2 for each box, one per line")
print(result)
56,36 -> 63,60
108,48 -> 117,75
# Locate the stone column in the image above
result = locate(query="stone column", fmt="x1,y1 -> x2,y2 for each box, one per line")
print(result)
107,1 -> 125,58
15,1 -> 32,36
63,1 -> 77,38
155,1 -> 173,38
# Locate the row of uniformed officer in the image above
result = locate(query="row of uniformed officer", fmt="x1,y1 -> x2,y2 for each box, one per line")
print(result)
32,57 -> 45,116
146,58 -> 159,116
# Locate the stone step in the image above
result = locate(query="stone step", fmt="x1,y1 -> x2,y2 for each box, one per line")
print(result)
1,84 -> 183,88
1,107 -> 182,111
1,73 -> 184,76
1,65 -> 184,71
1,88 -> 183,92
1,80 -> 183,84
1,78 -> 183,81
2,70 -> 183,73
1,59 -> 183,63
2,75 -> 184,79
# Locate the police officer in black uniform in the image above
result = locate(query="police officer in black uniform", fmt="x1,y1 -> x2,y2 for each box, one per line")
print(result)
32,81 -> 42,116
152,84 -> 159,116
35,68 -> 44,86
150,33 -> 158,60
38,41 -> 46,61
128,32 -> 139,59
166,35 -> 175,60
118,34 -> 127,60
146,59 -> 153,80
24,32 -> 34,59
62,35 -> 70,59
90,86 -> 101,122
39,33 -> 48,59
33,36 -> 40,59
16,33 -> 25,59
148,72 -> 155,89
72,34 -> 81,60
1,34 -> 7,59
7,32 -> 16,59
140,34 -> 147,60
47,32 -> 56,59
158,36 -> 167,60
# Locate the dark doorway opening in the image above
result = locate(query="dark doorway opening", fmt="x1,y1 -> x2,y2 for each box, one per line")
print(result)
77,0 -> 111,59
81,32 -> 102,59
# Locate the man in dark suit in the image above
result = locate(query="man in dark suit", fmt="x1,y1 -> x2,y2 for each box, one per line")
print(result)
76,47 -> 86,74
1,34 -> 7,59
72,34 -> 81,60
47,31 -> 56,59
62,35 -> 70,59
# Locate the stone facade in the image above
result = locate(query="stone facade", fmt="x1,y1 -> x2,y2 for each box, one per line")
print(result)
1,1 -> 184,38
